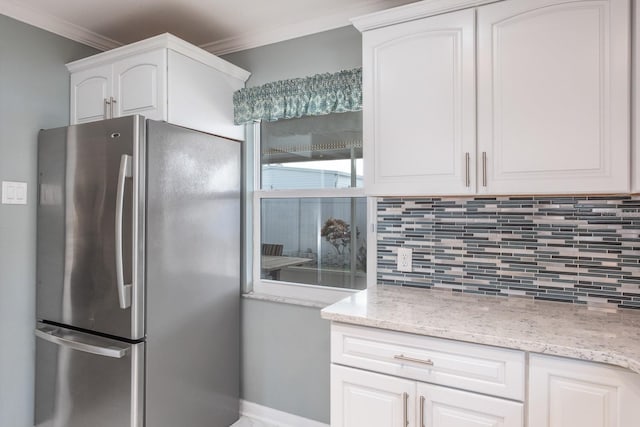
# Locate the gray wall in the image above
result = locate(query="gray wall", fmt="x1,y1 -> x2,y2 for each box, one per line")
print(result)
223,25 -> 362,424
241,298 -> 331,422
0,18 -> 359,426
224,26 -> 362,87
0,15 -> 98,427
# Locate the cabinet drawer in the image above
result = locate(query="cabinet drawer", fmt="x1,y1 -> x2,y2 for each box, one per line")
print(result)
331,323 -> 524,400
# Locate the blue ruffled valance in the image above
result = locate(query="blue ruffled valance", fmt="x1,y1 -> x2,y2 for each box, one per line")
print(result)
233,68 -> 362,125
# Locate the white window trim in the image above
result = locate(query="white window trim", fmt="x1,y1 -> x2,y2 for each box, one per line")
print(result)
249,122 -> 375,305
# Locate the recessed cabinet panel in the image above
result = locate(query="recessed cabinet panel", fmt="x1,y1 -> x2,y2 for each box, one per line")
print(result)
71,65 -> 111,124
113,49 -> 166,121
375,32 -> 458,177
548,377 -> 616,426
477,0 -> 630,194
363,8 -> 476,195
331,365 -> 414,427
418,383 -> 523,427
529,354 -> 640,427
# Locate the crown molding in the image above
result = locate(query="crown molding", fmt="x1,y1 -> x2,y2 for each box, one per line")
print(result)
66,33 -> 251,81
0,0 -> 420,56
200,0 -> 415,55
351,0 -> 501,32
0,0 -> 121,51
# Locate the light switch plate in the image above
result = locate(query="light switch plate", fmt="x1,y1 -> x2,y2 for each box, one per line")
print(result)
397,247 -> 412,272
2,181 -> 27,205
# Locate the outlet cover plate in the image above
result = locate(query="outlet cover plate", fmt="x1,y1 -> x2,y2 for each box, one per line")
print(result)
397,247 -> 412,272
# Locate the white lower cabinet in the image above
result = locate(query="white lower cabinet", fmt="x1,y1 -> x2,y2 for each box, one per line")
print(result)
529,354 -> 640,427
331,365 -> 414,427
330,324 -> 525,427
419,383 -> 522,427
331,365 -> 523,427
330,324 -> 640,427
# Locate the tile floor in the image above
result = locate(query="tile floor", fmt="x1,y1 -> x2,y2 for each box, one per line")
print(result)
230,416 -> 278,427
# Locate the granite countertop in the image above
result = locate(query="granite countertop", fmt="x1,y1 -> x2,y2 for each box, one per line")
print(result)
321,285 -> 640,374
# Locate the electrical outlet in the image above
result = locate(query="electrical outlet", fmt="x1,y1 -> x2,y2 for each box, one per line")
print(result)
397,247 -> 412,272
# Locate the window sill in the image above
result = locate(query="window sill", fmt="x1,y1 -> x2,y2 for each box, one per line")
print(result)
249,280 -> 361,308
242,292 -> 332,309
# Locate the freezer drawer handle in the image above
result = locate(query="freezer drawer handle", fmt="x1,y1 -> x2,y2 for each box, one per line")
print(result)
35,328 -> 128,358
115,154 -> 133,309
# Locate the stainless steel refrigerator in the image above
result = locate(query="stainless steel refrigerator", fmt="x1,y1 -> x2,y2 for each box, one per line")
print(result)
34,116 -> 240,427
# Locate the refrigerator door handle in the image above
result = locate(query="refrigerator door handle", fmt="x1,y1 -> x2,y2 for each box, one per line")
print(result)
35,327 -> 129,358
116,154 -> 133,309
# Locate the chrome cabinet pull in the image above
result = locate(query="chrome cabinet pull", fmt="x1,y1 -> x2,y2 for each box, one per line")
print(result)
110,96 -> 117,118
394,354 -> 434,366
402,392 -> 409,427
104,98 -> 111,119
482,151 -> 487,187
420,396 -> 425,427
465,152 -> 470,187
115,154 -> 133,309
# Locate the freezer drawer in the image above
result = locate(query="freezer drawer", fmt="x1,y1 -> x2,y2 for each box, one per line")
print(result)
34,323 -> 144,427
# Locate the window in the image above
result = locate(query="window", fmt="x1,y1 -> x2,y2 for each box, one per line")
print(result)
260,112 -> 363,190
251,112 -> 367,300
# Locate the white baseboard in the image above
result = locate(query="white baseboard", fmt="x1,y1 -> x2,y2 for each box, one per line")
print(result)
240,400 -> 329,427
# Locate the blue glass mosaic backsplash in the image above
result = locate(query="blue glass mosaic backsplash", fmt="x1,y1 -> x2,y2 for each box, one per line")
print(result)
377,196 -> 640,309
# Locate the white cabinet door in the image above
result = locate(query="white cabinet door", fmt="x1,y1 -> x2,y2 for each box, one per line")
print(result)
477,0 -> 630,194
331,365 -> 415,427
363,8 -> 476,196
529,354 -> 640,427
70,63 -> 112,124
112,49 -> 167,121
418,383 -> 523,427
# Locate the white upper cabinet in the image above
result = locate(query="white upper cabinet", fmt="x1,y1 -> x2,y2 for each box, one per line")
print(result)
477,0 -> 630,195
354,0 -> 631,196
112,49 -> 166,121
70,63 -> 112,124
362,8 -> 476,196
68,34 -> 250,140
529,354 -> 640,427
71,49 -> 167,123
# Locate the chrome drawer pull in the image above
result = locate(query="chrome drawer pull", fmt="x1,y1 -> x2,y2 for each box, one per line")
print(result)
464,152 -> 470,187
402,392 -> 409,427
394,354 -> 434,366
482,151 -> 487,187
104,98 -> 111,119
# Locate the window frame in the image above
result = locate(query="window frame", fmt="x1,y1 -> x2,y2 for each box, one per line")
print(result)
248,121 -> 375,304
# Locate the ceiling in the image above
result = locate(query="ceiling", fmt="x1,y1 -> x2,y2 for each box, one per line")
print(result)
0,0 -> 417,55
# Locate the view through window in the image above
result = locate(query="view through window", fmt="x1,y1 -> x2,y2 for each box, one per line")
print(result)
257,111 -> 366,290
